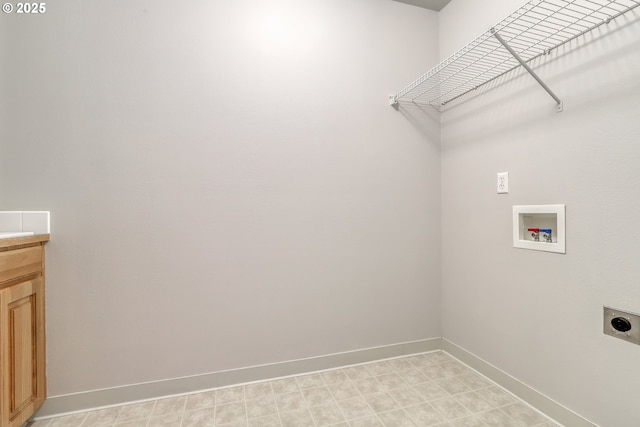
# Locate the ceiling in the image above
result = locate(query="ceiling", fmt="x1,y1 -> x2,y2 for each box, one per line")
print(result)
392,0 -> 452,12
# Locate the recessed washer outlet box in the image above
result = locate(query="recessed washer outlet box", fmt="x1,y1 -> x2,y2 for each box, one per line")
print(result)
603,306 -> 640,345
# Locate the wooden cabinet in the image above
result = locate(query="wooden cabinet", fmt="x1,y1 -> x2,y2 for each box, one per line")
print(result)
0,236 -> 48,427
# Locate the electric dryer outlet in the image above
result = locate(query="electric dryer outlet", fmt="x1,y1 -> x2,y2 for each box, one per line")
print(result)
603,306 -> 640,345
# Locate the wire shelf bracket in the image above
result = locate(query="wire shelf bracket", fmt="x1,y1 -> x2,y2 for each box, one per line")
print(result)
491,28 -> 564,112
390,0 -> 640,112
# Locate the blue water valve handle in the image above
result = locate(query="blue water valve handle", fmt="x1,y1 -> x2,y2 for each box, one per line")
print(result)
540,229 -> 553,242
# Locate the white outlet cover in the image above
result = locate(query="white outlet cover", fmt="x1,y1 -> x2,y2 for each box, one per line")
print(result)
497,172 -> 509,194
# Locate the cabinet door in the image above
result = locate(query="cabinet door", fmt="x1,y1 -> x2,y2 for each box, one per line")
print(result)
0,277 -> 45,427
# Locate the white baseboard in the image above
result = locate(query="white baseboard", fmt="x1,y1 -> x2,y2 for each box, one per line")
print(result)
441,339 -> 598,427
35,338 -> 441,419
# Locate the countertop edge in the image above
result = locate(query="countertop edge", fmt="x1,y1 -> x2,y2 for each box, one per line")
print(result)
0,234 -> 50,250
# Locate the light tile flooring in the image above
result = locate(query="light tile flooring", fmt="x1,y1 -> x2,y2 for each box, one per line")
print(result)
29,352 -> 560,427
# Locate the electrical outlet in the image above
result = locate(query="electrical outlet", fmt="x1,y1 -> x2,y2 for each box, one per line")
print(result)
604,306 -> 640,345
497,172 -> 509,194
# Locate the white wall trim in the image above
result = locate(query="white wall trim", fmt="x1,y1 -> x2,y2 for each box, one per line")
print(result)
35,338 -> 441,419
441,339 -> 598,427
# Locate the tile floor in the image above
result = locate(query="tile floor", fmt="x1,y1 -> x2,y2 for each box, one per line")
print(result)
29,351 -> 560,427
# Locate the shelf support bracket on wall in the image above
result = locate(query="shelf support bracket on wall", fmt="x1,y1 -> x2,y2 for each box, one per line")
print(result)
491,28 -> 563,113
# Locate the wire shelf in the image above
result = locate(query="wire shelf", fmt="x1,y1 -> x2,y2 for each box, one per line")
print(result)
390,0 -> 640,110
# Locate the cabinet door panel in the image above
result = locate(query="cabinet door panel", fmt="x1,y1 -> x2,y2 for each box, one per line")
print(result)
1,277 -> 45,427
9,293 -> 36,415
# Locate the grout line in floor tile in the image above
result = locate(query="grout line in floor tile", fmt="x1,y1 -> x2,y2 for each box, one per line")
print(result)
177,392 -> 188,427
270,380 -> 285,427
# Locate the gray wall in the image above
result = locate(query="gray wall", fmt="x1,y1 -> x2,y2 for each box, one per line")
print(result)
0,0 -> 441,395
439,0 -> 640,425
